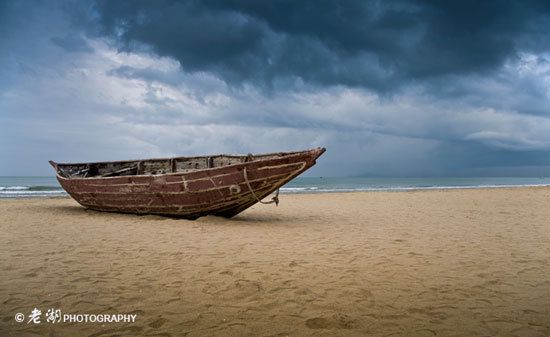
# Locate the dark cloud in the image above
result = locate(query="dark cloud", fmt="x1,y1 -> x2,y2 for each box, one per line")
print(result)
93,0 -> 550,91
2,0 -> 550,177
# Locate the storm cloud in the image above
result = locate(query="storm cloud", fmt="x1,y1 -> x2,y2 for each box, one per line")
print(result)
93,0 -> 550,91
1,0 -> 550,176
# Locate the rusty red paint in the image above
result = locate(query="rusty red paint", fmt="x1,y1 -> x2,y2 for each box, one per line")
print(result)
50,148 -> 325,219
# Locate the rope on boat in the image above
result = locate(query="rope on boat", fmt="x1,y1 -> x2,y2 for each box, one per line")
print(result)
243,167 -> 279,206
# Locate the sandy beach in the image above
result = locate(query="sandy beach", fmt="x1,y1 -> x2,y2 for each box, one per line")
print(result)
1,188 -> 550,336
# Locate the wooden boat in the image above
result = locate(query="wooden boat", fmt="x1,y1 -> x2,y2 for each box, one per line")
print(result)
49,148 -> 325,219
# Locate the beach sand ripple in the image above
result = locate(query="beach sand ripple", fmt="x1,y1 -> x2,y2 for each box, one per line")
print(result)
1,188 -> 550,336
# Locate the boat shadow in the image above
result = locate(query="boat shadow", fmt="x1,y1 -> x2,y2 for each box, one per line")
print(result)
206,213 -> 296,224
49,204 -> 304,224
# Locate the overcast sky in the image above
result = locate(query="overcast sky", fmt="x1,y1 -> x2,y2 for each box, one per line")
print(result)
1,0 -> 550,176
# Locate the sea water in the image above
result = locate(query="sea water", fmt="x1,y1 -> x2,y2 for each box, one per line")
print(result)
2,176 -> 550,198
0,177 -> 66,198
280,177 -> 550,193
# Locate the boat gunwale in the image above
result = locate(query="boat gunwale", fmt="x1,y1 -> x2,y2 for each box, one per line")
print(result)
52,148 -> 325,182
68,164 -> 306,195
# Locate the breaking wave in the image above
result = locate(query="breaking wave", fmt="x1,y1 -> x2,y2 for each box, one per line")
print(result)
0,185 -> 66,197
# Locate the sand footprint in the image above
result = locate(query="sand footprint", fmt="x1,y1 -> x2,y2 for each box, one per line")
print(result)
305,317 -> 331,329
148,317 -> 168,328
305,313 -> 356,329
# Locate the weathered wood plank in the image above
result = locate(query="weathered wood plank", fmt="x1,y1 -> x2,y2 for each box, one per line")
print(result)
52,148 -> 325,219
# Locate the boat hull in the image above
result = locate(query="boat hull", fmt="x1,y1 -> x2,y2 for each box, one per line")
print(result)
53,148 -> 325,219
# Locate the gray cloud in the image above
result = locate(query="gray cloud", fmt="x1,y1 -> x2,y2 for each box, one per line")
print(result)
2,0 -> 550,177
93,0 -> 550,91
51,34 -> 93,53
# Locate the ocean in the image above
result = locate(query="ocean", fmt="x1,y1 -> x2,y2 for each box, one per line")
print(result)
1,176 -> 550,198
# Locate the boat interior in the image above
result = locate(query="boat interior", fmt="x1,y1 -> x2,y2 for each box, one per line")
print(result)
51,151 -> 301,179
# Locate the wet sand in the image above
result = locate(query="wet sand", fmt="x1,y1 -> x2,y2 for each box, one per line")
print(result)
1,188 -> 550,336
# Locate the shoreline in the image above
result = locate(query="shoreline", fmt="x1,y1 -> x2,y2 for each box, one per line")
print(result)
3,183 -> 550,200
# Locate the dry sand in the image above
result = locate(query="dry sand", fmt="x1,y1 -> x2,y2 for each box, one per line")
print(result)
1,188 -> 550,337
